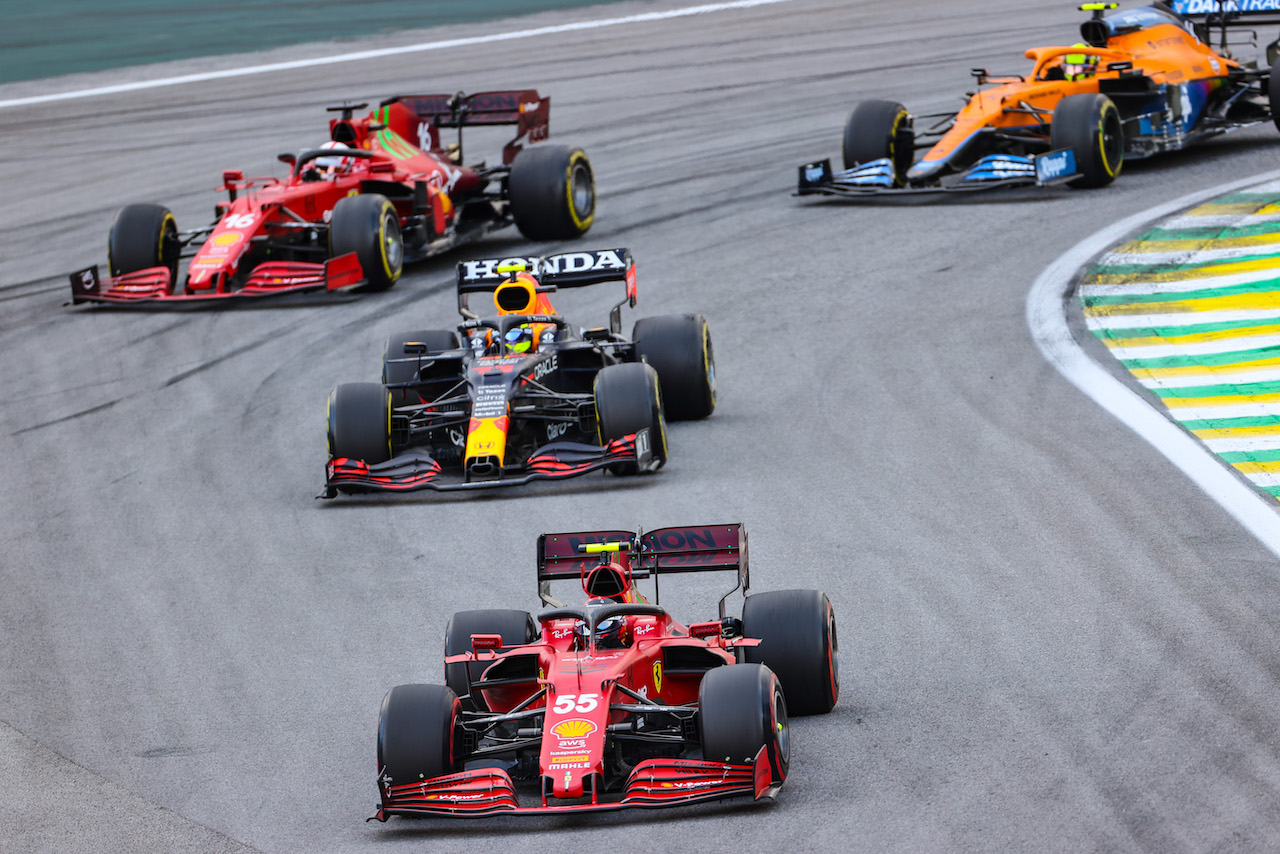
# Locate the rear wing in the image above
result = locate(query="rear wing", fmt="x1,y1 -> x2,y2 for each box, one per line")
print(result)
456,249 -> 637,330
381,90 -> 549,164
536,524 -> 750,617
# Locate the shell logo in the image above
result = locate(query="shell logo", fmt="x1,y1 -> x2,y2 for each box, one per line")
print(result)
551,719 -> 596,739
212,232 -> 243,246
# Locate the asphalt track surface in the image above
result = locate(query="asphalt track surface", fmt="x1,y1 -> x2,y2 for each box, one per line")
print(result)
4,0 -> 1280,851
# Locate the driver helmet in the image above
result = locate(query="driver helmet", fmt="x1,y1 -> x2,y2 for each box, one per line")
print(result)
315,140 -> 354,177
595,615 -> 631,649
504,325 -> 534,354
1063,44 -> 1099,82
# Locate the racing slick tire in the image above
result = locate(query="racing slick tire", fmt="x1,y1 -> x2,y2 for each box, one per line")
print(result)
383,329 -> 461,404
443,609 -> 537,712
841,100 -> 914,186
632,314 -> 716,421
1050,93 -> 1123,189
377,683 -> 461,785
329,193 -> 403,291
742,589 -> 839,716
594,362 -> 668,475
108,203 -> 181,289
1269,54 -> 1280,133
699,663 -> 790,782
327,382 -> 392,466
508,145 -> 595,241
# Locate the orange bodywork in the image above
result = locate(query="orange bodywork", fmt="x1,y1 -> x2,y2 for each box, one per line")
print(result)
912,21 -> 1236,178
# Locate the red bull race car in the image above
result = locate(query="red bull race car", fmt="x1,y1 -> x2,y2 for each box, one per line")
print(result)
370,523 -> 839,820
322,248 -> 716,497
69,90 -> 595,303
798,1 -> 1280,197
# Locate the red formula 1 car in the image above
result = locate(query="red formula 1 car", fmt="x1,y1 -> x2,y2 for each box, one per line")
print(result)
69,90 -> 595,304
371,524 -> 839,820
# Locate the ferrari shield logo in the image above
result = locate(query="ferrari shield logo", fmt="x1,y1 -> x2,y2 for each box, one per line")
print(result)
653,661 -> 662,694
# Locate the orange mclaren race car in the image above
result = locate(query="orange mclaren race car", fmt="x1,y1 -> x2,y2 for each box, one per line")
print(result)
370,523 -> 838,819
70,90 -> 594,303
798,1 -> 1280,196
322,249 -> 716,496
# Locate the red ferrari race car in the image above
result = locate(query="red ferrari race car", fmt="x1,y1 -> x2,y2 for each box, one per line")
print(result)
370,523 -> 839,820
69,90 -> 595,304
322,248 -> 716,497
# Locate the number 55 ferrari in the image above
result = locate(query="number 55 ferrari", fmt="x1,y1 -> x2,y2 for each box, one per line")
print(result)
370,524 -> 839,819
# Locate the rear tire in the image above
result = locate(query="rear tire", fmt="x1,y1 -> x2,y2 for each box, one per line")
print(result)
377,684 -> 460,785
508,145 -> 595,240
443,609 -> 536,711
1269,55 -> 1280,133
841,100 -> 914,186
327,382 -> 391,464
383,329 -> 460,404
330,193 -> 403,291
108,203 -> 180,288
632,314 -> 716,421
699,664 -> 789,782
1050,92 -> 1123,189
594,362 -> 668,475
742,589 -> 839,716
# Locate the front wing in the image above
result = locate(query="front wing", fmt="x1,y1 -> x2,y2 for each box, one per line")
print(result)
68,254 -> 363,305
320,432 -> 655,498
371,753 -> 777,820
796,149 -> 1078,197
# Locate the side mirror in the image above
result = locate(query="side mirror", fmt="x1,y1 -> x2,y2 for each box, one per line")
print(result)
277,152 -> 296,166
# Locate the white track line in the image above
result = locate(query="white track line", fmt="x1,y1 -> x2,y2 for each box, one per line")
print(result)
1026,169 -> 1280,560
0,0 -> 792,110
1086,308 -> 1280,329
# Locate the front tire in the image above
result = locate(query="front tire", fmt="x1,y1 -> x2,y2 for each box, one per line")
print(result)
377,684 -> 460,785
742,589 -> 839,716
327,382 -> 391,464
1050,93 -> 1123,189
841,100 -> 914,186
632,314 -> 716,421
508,145 -> 595,240
443,609 -> 536,711
108,203 -> 180,288
699,664 -> 790,782
594,362 -> 668,475
330,194 -> 403,291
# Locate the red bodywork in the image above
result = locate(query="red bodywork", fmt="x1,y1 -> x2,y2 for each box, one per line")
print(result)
373,524 -> 786,819
70,91 -> 551,304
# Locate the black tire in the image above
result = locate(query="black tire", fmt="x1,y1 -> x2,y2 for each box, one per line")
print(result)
327,382 -> 391,464
508,145 -> 595,241
443,609 -> 536,711
632,314 -> 716,421
594,362 -> 668,475
699,663 -> 789,782
742,589 -> 839,716
1050,92 -> 1123,189
108,203 -> 180,287
329,193 -> 403,291
1269,56 -> 1280,133
841,100 -> 914,186
377,683 -> 460,785
383,329 -> 460,405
